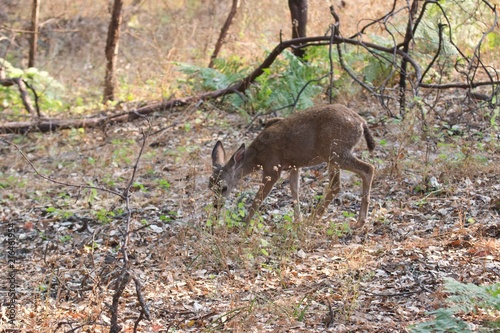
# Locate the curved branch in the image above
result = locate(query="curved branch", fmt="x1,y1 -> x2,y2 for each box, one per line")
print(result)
419,23 -> 445,86
350,0 -> 398,40
2,19 -> 499,134
419,80 -> 500,89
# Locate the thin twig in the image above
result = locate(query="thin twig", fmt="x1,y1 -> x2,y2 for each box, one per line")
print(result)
2,139 -> 125,199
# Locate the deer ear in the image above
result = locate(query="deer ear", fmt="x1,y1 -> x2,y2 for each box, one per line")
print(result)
233,144 -> 245,169
212,141 -> 225,166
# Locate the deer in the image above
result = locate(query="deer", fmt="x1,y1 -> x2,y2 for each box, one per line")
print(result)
209,104 -> 376,229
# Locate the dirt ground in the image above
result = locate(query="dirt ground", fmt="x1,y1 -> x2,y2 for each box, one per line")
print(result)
1,94 -> 499,332
1,1 -> 499,331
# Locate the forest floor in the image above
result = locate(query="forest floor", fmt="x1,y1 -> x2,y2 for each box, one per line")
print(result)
1,96 -> 499,332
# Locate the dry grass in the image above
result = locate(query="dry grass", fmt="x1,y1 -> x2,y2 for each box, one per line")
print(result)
1,99 -> 499,331
1,0 -> 426,103
1,1 -> 500,332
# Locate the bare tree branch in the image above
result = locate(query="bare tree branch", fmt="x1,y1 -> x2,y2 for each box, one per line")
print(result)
209,0 -> 240,68
1,1 -> 498,133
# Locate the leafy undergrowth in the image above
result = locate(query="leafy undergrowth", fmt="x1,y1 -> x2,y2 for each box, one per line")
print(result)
0,98 -> 499,332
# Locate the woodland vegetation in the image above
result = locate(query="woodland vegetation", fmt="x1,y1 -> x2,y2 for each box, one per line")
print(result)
1,0 -> 499,332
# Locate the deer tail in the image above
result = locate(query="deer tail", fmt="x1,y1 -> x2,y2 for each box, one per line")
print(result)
363,123 -> 376,152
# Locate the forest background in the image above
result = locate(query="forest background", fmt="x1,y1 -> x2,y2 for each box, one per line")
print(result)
0,0 -> 499,332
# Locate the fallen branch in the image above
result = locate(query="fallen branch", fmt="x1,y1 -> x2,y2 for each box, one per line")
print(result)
0,34 -> 413,134
2,14 -> 499,134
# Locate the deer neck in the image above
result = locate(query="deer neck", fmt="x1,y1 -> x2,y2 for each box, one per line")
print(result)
241,145 -> 259,177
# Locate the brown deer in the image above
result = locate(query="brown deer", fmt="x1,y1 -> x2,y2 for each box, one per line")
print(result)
209,104 -> 375,228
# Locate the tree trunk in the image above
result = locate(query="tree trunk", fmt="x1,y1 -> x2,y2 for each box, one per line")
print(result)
103,0 -> 124,102
29,0 -> 41,68
398,0 -> 419,115
288,0 -> 308,58
208,0 -> 240,68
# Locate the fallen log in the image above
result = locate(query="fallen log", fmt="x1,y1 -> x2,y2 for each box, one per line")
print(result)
0,36 -> 316,134
2,32 -> 498,134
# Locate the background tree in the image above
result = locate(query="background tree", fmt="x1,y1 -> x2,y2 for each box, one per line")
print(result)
103,0 -> 123,102
288,0 -> 308,58
28,0 -> 40,68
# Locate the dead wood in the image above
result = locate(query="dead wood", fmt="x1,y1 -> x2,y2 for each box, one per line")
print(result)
29,0 -> 41,68
2,13 -> 499,134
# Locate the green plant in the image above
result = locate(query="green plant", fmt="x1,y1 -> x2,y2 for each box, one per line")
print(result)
45,206 -> 74,219
342,211 -> 356,219
133,182 -> 147,192
159,211 -> 177,223
225,200 -> 247,227
59,235 -> 72,243
94,208 -> 115,224
0,58 -> 66,117
205,197 -> 248,228
157,179 -> 171,191
292,295 -> 311,322
259,238 -> 270,256
175,56 -> 248,92
409,278 -> 500,333
85,183 -> 99,204
175,50 -> 328,116
326,221 -> 351,237
247,49 -> 326,114
111,139 -> 135,165
0,174 -> 26,189
490,107 -> 499,128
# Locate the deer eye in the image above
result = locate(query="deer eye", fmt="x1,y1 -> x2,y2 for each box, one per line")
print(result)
221,185 -> 228,193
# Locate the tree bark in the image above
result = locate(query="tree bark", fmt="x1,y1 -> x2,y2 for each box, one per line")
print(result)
398,0 -> 419,115
209,0 -> 240,68
288,0 -> 308,58
29,0 -> 41,68
103,0 -> 124,102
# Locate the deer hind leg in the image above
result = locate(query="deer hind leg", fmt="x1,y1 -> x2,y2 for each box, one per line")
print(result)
289,167 -> 302,221
314,164 -> 341,219
245,171 -> 281,224
342,155 -> 374,228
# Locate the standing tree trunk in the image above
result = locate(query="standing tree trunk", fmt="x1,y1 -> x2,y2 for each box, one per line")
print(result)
208,0 -> 240,68
29,0 -> 41,68
103,0 -> 124,102
398,0 -> 419,115
288,0 -> 308,58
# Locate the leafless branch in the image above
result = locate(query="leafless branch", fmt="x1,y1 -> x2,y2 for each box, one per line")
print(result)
2,139 -> 126,199
1,1 -> 498,134
209,0 -> 240,68
1,117 -> 153,331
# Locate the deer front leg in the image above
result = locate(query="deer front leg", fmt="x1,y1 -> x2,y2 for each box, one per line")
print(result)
289,168 -> 302,221
245,171 -> 280,224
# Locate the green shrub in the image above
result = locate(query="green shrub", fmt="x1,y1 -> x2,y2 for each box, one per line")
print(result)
0,58 -> 66,117
175,50 -> 328,116
409,278 -> 500,333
